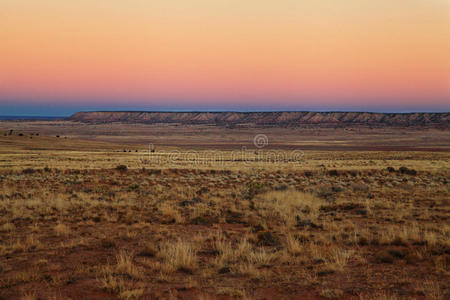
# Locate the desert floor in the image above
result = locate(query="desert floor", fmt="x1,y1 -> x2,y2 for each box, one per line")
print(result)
0,121 -> 448,299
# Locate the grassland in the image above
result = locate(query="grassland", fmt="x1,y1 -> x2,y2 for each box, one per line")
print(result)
0,122 -> 448,299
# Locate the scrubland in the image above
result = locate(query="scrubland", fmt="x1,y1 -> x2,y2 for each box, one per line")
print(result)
0,125 -> 448,299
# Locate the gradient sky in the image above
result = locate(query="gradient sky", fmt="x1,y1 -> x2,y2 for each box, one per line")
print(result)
1,0 -> 449,115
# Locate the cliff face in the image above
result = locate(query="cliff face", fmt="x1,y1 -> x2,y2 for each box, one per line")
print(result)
68,111 -> 449,127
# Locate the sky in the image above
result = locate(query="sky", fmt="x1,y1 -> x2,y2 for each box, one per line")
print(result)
1,0 -> 449,116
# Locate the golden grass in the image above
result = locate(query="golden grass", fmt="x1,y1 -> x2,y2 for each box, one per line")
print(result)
0,222 -> 15,232
54,223 -> 71,237
158,239 -> 198,274
115,251 -> 143,279
0,130 -> 448,299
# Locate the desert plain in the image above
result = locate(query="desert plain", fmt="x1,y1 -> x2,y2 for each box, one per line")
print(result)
0,118 -> 448,299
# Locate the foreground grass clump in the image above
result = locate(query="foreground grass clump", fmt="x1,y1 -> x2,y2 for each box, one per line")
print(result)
54,223 -> 71,237
158,239 -> 198,274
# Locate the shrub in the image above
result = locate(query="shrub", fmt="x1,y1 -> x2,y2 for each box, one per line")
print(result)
115,165 -> 127,171
390,237 -> 408,246
350,182 -> 369,192
128,183 -> 140,191
244,181 -> 265,200
138,242 -> 157,257
349,170 -> 359,177
256,231 -> 280,247
22,168 -> 35,174
358,237 -> 369,246
405,253 -> 421,265
328,169 -> 339,176
101,238 -> 116,249
316,185 -> 334,198
190,215 -> 217,225
387,247 -> 407,259
375,250 -> 394,264
398,166 -> 417,175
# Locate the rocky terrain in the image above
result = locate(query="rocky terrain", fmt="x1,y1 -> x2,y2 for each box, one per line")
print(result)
69,111 -> 449,127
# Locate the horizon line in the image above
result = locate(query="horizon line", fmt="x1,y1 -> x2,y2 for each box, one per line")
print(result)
1,109 -> 449,119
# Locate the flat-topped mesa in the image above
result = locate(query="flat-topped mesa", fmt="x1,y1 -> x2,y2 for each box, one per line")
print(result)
68,111 -> 449,127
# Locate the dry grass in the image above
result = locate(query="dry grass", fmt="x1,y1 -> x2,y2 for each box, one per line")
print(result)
53,223 -> 71,237
256,189 -> 322,227
115,251 -> 143,279
21,292 -> 37,300
0,223 -> 15,232
158,239 -> 198,274
0,126 -> 448,299
328,248 -> 354,272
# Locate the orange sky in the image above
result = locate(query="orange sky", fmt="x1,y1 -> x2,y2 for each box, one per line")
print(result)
1,0 -> 449,113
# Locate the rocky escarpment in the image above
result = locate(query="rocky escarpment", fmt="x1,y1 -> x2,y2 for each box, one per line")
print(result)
68,111 -> 449,127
